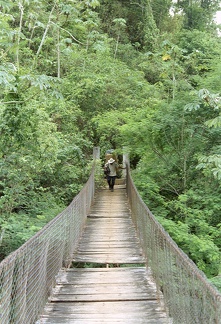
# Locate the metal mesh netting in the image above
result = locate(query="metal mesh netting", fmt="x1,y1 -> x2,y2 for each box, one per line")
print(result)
0,165 -> 95,324
126,167 -> 221,324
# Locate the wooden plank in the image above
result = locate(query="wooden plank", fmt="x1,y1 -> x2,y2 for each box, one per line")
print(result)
40,316 -> 168,322
40,301 -> 168,323
75,244 -> 141,250
55,268 -> 153,284
73,256 -> 145,264
52,284 -> 153,293
51,268 -> 158,301
85,218 -> 133,223
76,245 -> 143,251
41,304 -> 168,319
39,320 -> 169,323
43,300 -> 165,314
50,294 -> 157,302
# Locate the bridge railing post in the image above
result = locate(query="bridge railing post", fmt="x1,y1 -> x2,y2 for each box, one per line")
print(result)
123,146 -> 129,178
93,147 -> 100,160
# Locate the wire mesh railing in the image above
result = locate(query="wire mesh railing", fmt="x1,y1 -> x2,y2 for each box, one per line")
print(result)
0,163 -> 95,324
126,165 -> 221,324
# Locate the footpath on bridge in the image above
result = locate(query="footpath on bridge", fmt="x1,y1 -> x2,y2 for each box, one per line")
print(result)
38,182 -> 168,323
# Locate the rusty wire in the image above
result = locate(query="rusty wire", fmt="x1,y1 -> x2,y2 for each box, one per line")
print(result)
126,165 -> 221,324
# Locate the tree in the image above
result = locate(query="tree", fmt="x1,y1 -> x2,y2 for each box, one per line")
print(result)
185,89 -> 221,180
112,18 -> 127,58
174,0 -> 220,30
151,0 -> 173,30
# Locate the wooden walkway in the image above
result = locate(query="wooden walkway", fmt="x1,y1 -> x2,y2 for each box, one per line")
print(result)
38,183 -> 168,323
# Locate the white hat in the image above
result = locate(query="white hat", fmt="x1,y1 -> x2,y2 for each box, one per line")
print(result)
108,158 -> 115,163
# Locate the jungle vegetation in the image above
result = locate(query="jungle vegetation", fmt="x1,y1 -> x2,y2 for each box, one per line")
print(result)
0,0 -> 221,290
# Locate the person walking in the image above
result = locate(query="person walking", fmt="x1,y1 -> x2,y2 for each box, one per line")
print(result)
104,157 -> 118,192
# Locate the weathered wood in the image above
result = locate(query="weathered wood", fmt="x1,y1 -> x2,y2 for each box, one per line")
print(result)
50,267 -> 159,302
73,188 -> 145,265
40,300 -> 168,323
37,185 -> 169,323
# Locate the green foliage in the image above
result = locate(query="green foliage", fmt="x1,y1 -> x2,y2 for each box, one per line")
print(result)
157,215 -> 220,277
0,197 -> 64,260
174,0 -> 220,30
121,84 -> 221,279
209,276 -> 221,293
151,0 -> 173,30
185,89 -> 221,180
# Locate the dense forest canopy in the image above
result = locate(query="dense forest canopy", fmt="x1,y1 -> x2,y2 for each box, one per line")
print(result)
0,0 -> 221,290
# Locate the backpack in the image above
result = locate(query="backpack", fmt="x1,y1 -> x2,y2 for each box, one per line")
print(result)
104,164 -> 110,176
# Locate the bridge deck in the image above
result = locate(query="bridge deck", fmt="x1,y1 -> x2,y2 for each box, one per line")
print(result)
38,184 -> 168,323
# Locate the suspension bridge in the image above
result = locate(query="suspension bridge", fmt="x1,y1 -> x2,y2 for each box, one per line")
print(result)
0,148 -> 221,323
